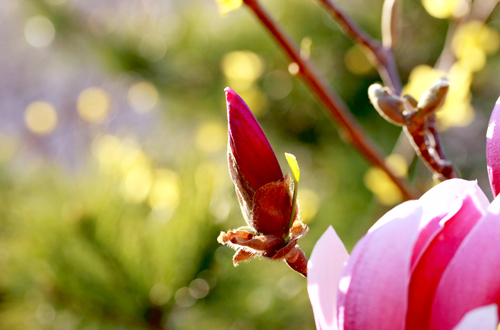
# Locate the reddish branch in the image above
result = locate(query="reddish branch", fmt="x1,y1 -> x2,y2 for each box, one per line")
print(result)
242,0 -> 419,200
317,0 -> 459,181
316,0 -> 402,94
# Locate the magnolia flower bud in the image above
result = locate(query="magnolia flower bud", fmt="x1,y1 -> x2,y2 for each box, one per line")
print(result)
417,78 -> 449,118
368,83 -> 405,126
226,87 -> 291,236
226,87 -> 284,191
219,88 -> 309,277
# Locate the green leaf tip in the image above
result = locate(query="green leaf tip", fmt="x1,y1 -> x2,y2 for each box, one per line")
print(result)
285,153 -> 300,184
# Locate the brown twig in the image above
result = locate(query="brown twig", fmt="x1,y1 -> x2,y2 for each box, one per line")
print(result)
318,0 -> 460,181
316,0 -> 402,94
404,114 -> 457,181
381,0 -> 400,49
434,19 -> 463,72
470,0 -> 498,21
242,0 -> 419,200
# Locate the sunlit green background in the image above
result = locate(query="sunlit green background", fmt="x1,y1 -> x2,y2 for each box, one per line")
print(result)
1,0 -> 500,329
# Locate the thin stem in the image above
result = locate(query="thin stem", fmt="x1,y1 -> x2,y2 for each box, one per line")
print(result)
435,19 -> 462,72
316,0 -> 402,94
470,0 -> 498,21
243,0 -> 419,200
317,0 -> 461,181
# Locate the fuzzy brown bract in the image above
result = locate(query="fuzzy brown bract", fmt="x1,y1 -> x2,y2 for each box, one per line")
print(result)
219,153 -> 308,276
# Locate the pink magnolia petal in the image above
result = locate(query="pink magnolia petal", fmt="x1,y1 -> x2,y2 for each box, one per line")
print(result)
419,179 -> 490,219
487,98 -> 500,197
411,180 -> 489,270
451,304 -> 498,330
410,213 -> 447,270
226,87 -> 283,191
406,192 -> 485,330
337,200 -> 423,330
430,195 -> 500,330
307,226 -> 349,330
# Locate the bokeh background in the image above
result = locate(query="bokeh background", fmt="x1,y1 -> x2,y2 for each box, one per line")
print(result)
1,0 -> 500,329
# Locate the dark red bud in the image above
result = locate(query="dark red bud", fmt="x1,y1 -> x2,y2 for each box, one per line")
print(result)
226,87 -> 284,191
252,178 -> 292,237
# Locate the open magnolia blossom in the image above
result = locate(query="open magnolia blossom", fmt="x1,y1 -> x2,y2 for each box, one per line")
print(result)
217,87 -> 309,276
308,99 -> 500,330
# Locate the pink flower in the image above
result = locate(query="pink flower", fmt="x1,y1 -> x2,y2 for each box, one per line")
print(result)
487,98 -> 500,197
308,100 -> 500,330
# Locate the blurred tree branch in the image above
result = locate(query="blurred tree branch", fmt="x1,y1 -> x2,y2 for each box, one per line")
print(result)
316,0 -> 402,94
315,0 -> 460,181
242,0 -> 419,200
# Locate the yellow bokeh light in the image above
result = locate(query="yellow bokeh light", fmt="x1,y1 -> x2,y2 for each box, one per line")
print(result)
195,121 -> 226,153
437,62 -> 474,130
422,0 -> 454,19
421,0 -> 467,19
438,101 -> 474,130
298,188 -> 320,223
24,16 -> 56,48
344,45 -> 374,75
92,135 -> 152,176
121,167 -> 153,203
92,134 -> 122,168
403,65 -> 446,100
128,81 -> 159,113
364,167 -> 402,206
24,101 -> 58,135
148,169 -> 180,210
402,64 -> 474,130
288,62 -> 300,76
216,0 -> 243,15
478,27 -> 500,55
385,154 -> 408,178
453,21 -> 500,56
221,51 -> 264,90
447,63 -> 472,97
77,87 -> 111,123
453,21 -> 499,72
300,37 -> 313,60
118,145 -> 151,175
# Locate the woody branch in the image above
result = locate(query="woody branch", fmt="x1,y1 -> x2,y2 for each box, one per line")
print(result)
316,0 -> 458,181
242,0 -> 419,200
